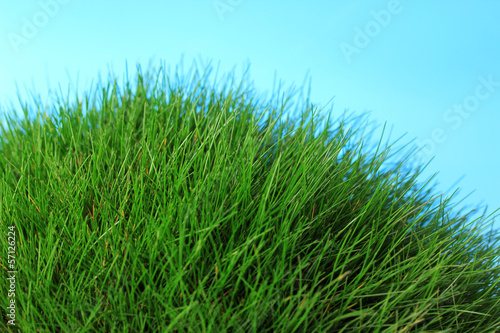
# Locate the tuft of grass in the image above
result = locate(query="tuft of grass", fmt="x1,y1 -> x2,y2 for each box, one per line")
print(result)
1,63 -> 500,332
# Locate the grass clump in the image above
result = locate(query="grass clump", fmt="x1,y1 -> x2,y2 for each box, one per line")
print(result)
1,63 -> 500,332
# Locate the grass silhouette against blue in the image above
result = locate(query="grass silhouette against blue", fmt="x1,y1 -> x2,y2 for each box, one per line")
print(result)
1,62 -> 499,332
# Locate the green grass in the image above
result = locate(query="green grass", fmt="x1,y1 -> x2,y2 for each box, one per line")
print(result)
1,63 -> 500,332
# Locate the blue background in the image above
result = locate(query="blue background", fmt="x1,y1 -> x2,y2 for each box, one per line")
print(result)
1,1 -> 499,241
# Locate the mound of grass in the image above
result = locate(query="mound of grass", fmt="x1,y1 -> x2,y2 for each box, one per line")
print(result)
1,64 -> 500,332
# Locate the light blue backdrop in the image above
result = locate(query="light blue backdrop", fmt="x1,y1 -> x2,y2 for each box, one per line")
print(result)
1,1 -> 499,244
